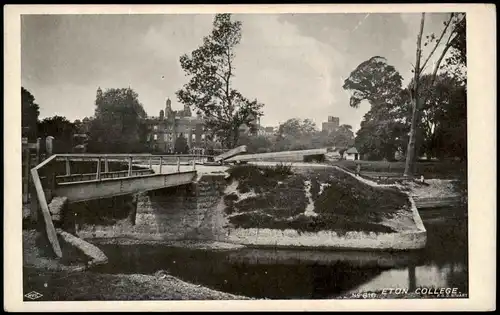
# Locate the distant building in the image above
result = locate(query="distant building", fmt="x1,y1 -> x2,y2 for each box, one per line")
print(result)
322,116 -> 340,133
144,98 -> 209,154
343,147 -> 360,161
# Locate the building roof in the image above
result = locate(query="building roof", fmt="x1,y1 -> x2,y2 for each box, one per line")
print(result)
345,147 -> 359,154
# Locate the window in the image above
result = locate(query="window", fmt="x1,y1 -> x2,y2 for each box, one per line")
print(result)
164,134 -> 168,142
153,125 -> 158,131
192,134 -> 196,141
153,134 -> 158,141
201,134 -> 205,140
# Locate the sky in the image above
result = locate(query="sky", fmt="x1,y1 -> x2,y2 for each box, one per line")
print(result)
21,12 -> 452,133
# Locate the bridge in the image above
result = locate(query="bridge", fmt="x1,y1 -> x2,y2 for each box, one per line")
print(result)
29,153 -> 215,259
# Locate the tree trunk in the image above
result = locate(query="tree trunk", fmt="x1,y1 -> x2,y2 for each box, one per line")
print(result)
404,13 -> 426,178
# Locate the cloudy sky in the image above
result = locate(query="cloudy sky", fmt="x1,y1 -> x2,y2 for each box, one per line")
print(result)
21,12 -> 451,132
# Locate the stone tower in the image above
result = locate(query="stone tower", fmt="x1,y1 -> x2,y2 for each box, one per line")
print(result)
165,98 -> 173,118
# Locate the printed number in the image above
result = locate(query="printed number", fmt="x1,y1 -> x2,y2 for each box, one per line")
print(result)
351,292 -> 375,299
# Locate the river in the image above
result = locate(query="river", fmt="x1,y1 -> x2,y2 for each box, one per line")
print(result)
94,209 -> 468,299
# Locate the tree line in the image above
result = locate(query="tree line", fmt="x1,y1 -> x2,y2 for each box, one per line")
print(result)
22,13 -> 467,176
237,118 -> 355,154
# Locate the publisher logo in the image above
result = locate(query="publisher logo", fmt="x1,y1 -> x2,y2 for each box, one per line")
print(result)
24,291 -> 43,300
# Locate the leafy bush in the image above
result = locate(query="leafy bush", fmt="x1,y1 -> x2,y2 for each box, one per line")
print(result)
265,163 -> 293,178
227,164 -> 295,194
224,193 -> 239,203
312,168 -> 409,221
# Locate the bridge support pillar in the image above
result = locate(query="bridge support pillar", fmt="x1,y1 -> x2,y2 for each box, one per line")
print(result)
127,194 -> 139,226
104,158 -> 109,173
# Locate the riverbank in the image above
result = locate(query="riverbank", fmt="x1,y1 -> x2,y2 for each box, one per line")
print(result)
23,229 -> 251,300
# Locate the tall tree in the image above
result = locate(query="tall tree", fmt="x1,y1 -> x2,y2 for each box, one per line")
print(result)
174,134 -> 189,154
355,106 -> 409,161
342,57 -> 406,160
176,14 -> 264,149
412,73 -> 465,159
89,87 -> 148,153
442,15 -> 466,85
237,134 -> 273,154
404,13 -> 466,177
342,56 -> 404,109
278,118 -> 318,137
331,124 -> 355,148
21,87 -> 40,141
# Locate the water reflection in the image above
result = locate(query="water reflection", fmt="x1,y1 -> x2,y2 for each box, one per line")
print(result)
349,214 -> 468,295
95,211 -> 468,299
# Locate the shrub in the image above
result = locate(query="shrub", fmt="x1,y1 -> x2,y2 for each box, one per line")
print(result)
264,163 -> 293,179
309,178 -> 321,201
309,168 -> 410,223
227,164 -> 294,194
224,204 -> 236,215
224,193 -> 239,203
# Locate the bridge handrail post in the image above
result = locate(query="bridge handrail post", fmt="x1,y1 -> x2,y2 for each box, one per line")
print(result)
96,157 -> 101,180
159,156 -> 163,174
177,157 -> 180,173
149,156 -> 152,171
104,157 -> 109,173
192,159 -> 196,171
128,157 -> 133,177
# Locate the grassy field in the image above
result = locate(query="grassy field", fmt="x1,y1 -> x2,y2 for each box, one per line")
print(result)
223,164 -> 411,234
330,159 -> 467,179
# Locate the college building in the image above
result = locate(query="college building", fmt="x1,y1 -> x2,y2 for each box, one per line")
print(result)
144,98 -> 208,154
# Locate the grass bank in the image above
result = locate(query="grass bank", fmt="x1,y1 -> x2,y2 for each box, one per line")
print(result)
223,164 -> 411,235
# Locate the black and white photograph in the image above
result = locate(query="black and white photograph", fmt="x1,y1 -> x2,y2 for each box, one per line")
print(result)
4,4 -> 496,312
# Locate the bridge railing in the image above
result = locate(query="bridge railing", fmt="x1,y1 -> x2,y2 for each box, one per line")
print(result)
29,152 -> 214,259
